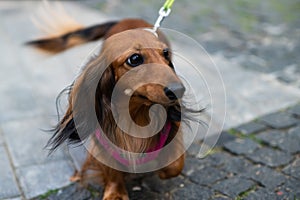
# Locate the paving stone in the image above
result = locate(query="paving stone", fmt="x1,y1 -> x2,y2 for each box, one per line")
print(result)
223,138 -> 260,155
0,128 -> 4,145
222,157 -> 254,174
181,156 -> 208,176
243,165 -> 286,189
258,112 -> 298,129
46,185 -> 77,200
214,131 -> 237,147
183,152 -> 234,177
129,189 -> 161,200
186,143 -> 201,157
288,104 -> 300,117
0,81 -> 41,123
257,129 -> 300,154
213,176 -> 255,198
289,125 -> 300,140
274,178 -> 300,200
171,183 -> 213,200
46,184 -> 92,200
0,146 -> 21,199
282,158 -> 300,180
256,130 -> 285,146
281,178 -> 300,197
245,147 -> 293,167
1,118 -> 67,168
235,121 -> 267,135
205,152 -> 234,167
3,197 -> 23,200
212,197 -> 231,200
276,190 -> 300,200
188,166 -> 228,186
245,188 -> 278,200
16,160 -> 74,199
142,174 -> 186,194
32,180 -> 102,200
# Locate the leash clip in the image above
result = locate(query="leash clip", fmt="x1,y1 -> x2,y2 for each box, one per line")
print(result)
153,7 -> 171,32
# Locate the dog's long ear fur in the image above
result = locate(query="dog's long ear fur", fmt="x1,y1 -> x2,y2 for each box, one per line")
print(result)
47,56 -> 116,152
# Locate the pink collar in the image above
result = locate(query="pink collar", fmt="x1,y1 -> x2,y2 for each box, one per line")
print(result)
95,121 -> 171,166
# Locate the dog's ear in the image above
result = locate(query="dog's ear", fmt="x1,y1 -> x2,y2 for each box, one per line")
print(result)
95,66 -> 116,125
47,56 -> 116,152
47,105 -> 80,152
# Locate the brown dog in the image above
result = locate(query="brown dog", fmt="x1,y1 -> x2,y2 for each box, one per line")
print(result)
28,18 -> 186,200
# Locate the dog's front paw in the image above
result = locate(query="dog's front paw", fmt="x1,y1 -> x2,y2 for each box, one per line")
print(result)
103,193 -> 129,200
103,183 -> 129,200
158,155 -> 185,179
158,168 -> 181,179
69,170 -> 82,182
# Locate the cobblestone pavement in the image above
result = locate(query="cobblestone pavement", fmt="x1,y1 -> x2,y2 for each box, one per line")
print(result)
32,104 -> 300,200
0,1 -> 299,200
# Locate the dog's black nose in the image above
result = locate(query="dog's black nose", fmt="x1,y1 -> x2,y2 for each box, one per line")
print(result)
164,83 -> 185,100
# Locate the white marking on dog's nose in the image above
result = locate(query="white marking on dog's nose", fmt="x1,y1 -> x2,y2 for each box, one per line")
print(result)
124,88 -> 133,96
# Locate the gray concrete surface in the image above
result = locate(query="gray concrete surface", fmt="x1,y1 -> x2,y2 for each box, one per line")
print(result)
0,1 -> 299,199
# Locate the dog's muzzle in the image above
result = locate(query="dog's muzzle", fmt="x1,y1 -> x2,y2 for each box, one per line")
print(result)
164,83 -> 185,100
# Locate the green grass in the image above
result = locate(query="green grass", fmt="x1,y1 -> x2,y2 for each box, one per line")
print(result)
228,128 -> 240,136
227,128 -> 264,145
236,185 -> 257,200
246,133 -> 265,145
39,189 -> 59,199
206,146 -> 224,155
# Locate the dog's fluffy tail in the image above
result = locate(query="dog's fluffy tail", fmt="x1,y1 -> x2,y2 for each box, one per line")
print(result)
26,1 -> 118,53
26,22 -> 118,53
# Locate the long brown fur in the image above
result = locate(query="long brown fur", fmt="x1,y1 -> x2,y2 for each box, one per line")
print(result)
29,16 -> 186,199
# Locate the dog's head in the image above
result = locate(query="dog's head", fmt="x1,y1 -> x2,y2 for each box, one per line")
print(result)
49,29 -> 185,151
100,29 -> 184,105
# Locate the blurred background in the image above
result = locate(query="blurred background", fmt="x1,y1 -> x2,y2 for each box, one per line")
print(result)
82,0 -> 300,85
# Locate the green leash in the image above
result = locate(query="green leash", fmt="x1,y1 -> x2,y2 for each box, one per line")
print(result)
153,0 -> 175,31
163,0 -> 175,11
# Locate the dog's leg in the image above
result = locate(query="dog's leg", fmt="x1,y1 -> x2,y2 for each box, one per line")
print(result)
76,142 -> 129,200
102,166 -> 129,200
158,154 -> 185,179
76,152 -> 129,200
70,151 -> 96,182
158,129 -> 185,179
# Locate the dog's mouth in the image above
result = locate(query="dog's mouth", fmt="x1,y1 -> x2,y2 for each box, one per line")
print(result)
131,93 -> 182,122
132,93 -> 180,106
137,94 -> 149,100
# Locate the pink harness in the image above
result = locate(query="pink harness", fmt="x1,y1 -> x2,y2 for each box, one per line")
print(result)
95,121 -> 171,166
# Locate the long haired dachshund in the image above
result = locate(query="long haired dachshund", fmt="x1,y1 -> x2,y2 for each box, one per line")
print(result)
28,18 -> 190,200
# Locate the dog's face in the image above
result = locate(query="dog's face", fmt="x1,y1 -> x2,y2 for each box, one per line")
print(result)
102,29 -> 185,106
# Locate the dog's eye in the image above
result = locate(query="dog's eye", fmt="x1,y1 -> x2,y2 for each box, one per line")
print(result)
163,48 -> 174,69
126,54 -> 144,67
163,48 -> 170,59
